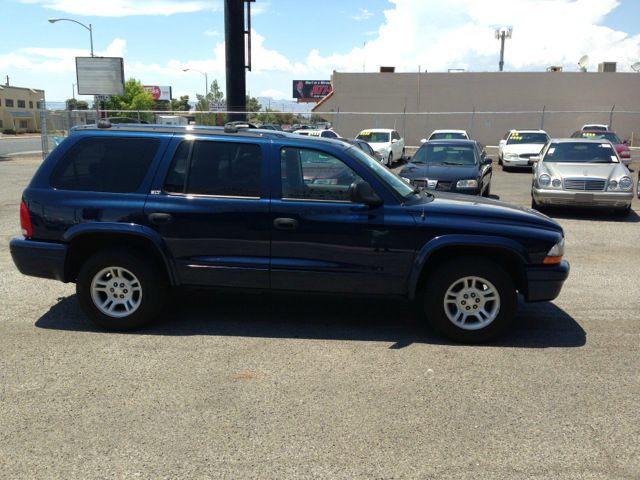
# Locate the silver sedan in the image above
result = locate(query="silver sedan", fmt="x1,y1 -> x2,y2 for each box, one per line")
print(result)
531,138 -> 633,216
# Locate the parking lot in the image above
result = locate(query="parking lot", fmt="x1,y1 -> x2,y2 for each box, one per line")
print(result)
1,152 -> 639,479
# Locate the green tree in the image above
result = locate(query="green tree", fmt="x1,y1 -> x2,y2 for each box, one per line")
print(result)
65,98 -> 89,110
170,95 -> 191,111
103,78 -> 154,120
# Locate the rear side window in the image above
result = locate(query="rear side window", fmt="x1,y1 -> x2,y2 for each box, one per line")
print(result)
164,140 -> 262,197
50,137 -> 159,192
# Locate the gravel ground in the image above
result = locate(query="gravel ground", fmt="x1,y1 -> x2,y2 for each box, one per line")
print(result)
0,153 -> 639,479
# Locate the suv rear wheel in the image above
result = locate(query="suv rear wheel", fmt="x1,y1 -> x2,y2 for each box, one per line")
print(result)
423,257 -> 516,343
76,249 -> 167,330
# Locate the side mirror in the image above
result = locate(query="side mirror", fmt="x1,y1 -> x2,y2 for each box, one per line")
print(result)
482,157 -> 493,165
623,139 -> 629,145
420,138 -> 427,144
391,139 -> 398,144
529,155 -> 540,164
349,180 -> 383,207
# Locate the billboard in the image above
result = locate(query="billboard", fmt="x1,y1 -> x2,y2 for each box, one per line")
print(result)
76,57 -> 125,96
292,80 -> 332,102
143,85 -> 172,101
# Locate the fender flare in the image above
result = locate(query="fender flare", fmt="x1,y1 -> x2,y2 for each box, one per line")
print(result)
407,234 -> 528,300
63,223 -> 179,285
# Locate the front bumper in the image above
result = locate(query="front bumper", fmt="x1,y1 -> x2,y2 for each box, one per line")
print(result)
532,188 -> 633,208
10,238 -> 68,282
524,260 -> 570,302
503,157 -> 533,167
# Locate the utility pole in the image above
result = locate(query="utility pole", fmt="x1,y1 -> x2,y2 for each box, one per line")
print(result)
495,27 -> 513,72
224,0 -> 254,122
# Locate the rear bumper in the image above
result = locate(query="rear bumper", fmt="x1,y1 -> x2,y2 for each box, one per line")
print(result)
524,260 -> 570,302
10,238 -> 68,282
533,188 -> 633,208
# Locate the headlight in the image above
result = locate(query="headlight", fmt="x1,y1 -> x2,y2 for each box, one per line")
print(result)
608,180 -> 618,190
544,237 -> 565,264
456,179 -> 478,188
538,174 -> 551,187
619,176 -> 632,191
551,178 -> 561,188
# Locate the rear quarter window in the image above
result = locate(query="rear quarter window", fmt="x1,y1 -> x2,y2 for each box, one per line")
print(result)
50,137 -> 159,192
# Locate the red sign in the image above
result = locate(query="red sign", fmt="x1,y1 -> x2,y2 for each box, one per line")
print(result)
143,85 -> 172,101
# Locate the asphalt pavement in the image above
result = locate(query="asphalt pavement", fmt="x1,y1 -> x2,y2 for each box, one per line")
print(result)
0,154 -> 639,479
0,135 -> 43,156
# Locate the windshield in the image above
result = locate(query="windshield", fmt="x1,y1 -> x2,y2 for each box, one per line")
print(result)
544,142 -> 618,163
410,144 -> 477,166
356,131 -> 390,143
575,132 -> 621,144
348,147 -> 416,198
429,132 -> 467,140
507,132 -> 548,144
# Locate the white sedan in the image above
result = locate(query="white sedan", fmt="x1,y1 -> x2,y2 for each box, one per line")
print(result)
498,129 -> 549,170
355,128 -> 404,166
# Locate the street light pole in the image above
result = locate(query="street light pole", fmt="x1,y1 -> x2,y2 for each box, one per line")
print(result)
48,18 -> 94,57
183,68 -> 209,104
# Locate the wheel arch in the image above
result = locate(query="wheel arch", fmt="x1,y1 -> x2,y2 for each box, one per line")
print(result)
63,223 -> 178,285
408,236 -> 528,300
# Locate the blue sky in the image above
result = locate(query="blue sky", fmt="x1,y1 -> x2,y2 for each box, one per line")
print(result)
2,0 -> 639,103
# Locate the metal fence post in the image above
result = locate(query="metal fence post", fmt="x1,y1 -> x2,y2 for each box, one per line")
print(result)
609,104 -> 615,130
40,101 -> 49,160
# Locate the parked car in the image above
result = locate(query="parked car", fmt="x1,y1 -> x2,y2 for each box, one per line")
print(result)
531,138 -> 633,216
424,129 -> 470,141
338,138 -> 383,162
355,128 -> 405,166
11,122 -> 569,343
581,124 -> 609,132
498,130 -> 550,170
398,140 -> 492,196
570,130 -> 631,167
293,128 -> 341,139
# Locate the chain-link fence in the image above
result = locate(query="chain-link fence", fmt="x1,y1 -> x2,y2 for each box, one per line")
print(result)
39,107 -> 640,159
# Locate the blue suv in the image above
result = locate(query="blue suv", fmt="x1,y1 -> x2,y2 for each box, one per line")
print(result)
11,123 -> 569,343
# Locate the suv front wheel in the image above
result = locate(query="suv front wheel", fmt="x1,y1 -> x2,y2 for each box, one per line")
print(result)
423,257 -> 516,343
76,248 -> 167,330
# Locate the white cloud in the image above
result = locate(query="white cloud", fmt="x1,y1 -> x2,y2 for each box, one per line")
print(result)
20,0 -> 219,17
352,8 -> 374,21
308,0 -> 640,73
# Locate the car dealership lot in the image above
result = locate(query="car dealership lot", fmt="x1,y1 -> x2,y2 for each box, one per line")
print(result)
1,154 -> 639,479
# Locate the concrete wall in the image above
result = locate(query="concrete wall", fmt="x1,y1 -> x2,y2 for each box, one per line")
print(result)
313,72 -> 640,146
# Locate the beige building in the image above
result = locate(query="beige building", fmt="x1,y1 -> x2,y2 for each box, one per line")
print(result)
0,84 -> 45,132
313,71 -> 640,146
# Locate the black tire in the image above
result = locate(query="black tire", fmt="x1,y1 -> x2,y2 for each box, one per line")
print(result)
531,196 -> 545,213
76,248 -> 167,330
422,257 -> 516,343
482,182 -> 491,197
387,152 -> 393,167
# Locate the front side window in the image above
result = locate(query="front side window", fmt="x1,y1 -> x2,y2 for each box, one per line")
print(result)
50,137 -> 159,192
280,147 -> 362,202
164,140 -> 262,197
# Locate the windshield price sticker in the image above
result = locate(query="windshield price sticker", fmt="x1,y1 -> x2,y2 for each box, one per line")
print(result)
611,156 -> 618,162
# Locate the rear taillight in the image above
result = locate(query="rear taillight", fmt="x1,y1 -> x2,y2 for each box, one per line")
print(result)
20,200 -> 33,238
